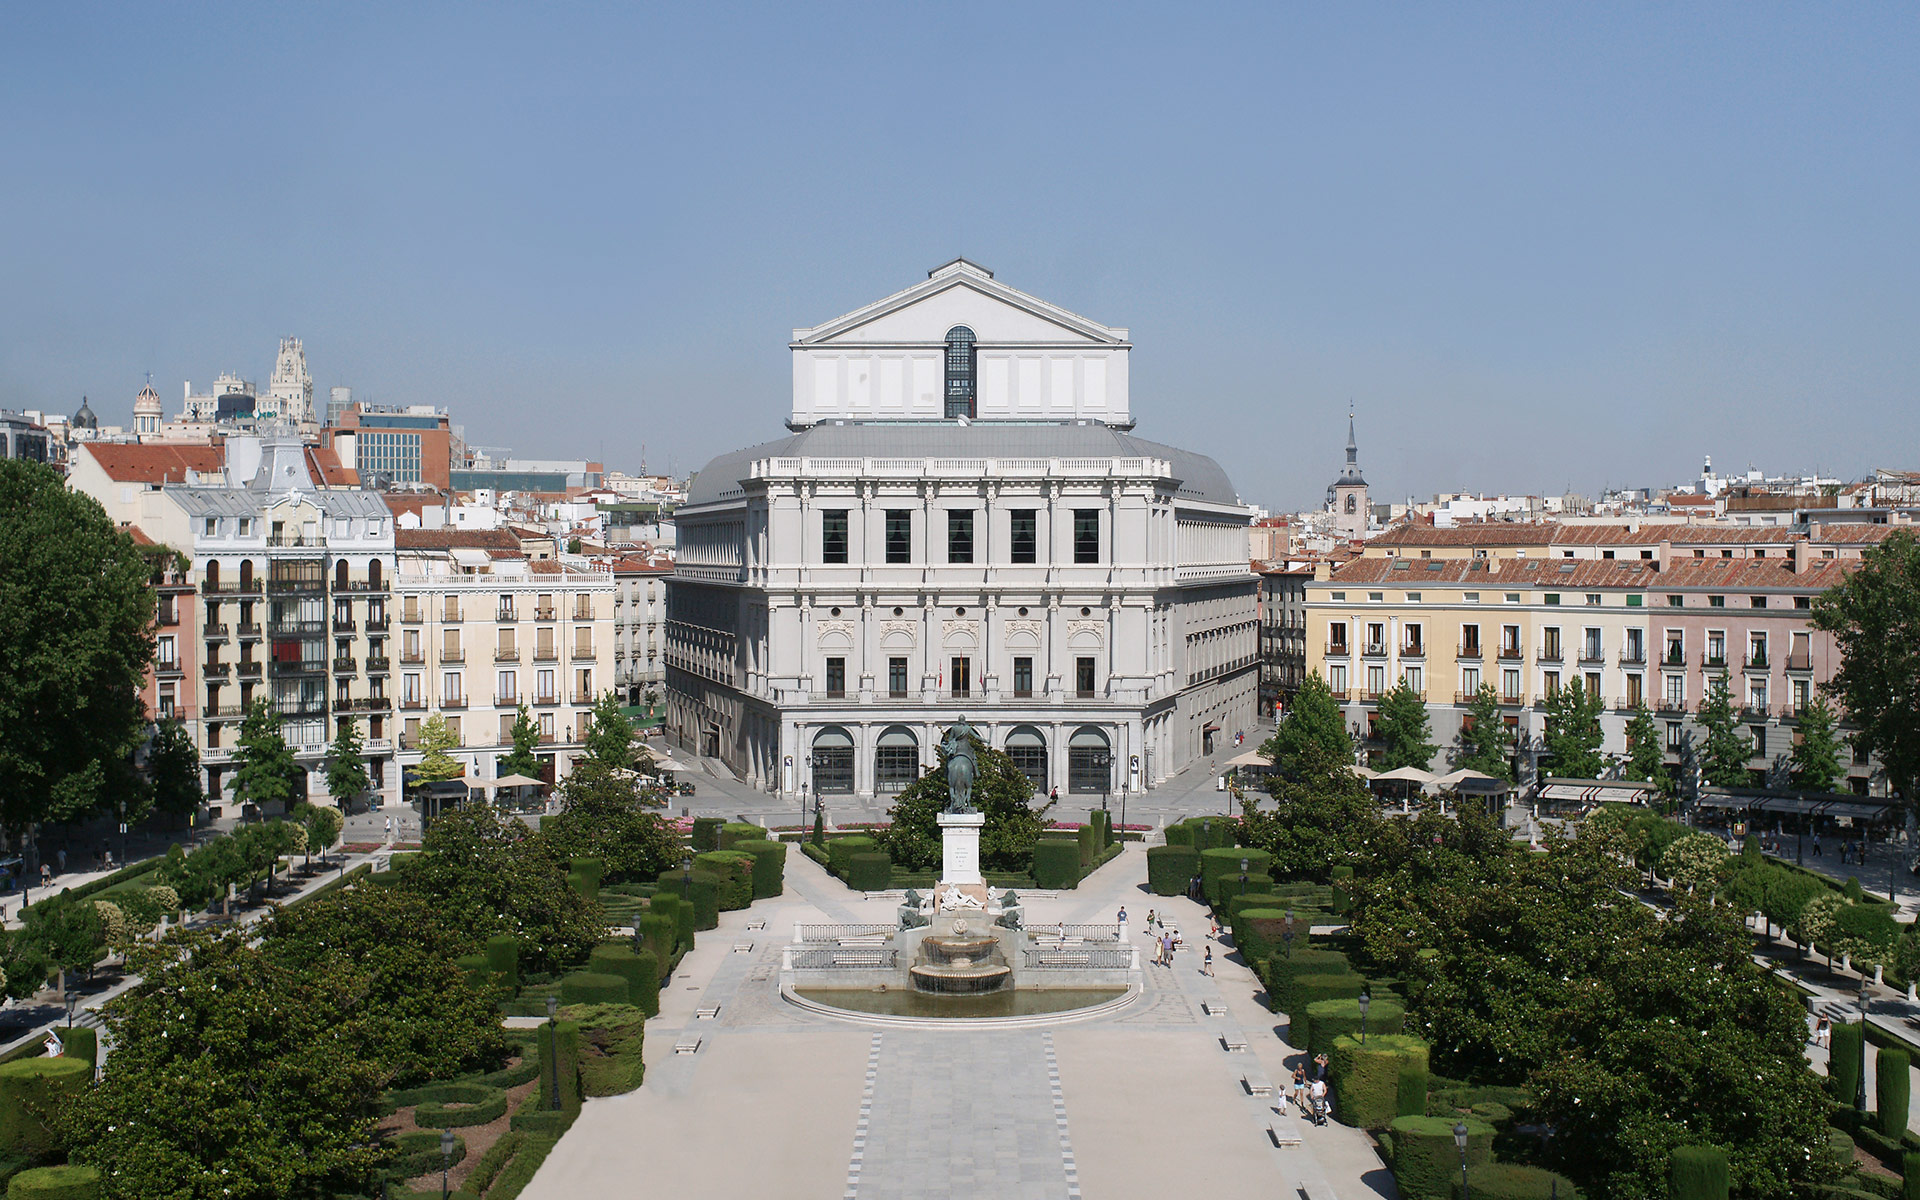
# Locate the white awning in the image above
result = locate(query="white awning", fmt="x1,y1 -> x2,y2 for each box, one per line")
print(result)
450,547 -> 491,568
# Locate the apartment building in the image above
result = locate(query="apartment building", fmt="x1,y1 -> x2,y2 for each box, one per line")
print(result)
603,549 -> 673,707
393,530 -> 616,786
1305,550 -> 1878,792
1256,561 -> 1313,721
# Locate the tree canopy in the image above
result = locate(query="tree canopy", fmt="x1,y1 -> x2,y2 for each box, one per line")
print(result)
1451,685 -> 1514,782
1374,679 -> 1437,771
324,716 -> 369,810
1789,692 -> 1846,793
147,718 -> 203,819
1620,704 -> 1669,791
878,737 -> 1051,872
411,713 -> 464,783
1812,530 -> 1920,806
1695,677 -> 1753,788
542,758 -> 680,883
230,700 -> 299,809
1540,679 -> 1606,778
0,460 -> 156,838
498,702 -> 542,780
1261,672 -> 1354,785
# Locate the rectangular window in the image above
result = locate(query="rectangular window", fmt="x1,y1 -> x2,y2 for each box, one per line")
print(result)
825,657 -> 846,697
1367,665 -> 1386,697
1668,595 -> 1683,607
1366,623 -> 1385,653
1709,595 -> 1725,608
950,656 -> 972,698
822,510 -> 848,564
1460,624 -> 1479,654
1328,664 -> 1347,694
1626,674 -> 1643,707
1794,595 -> 1812,610
1013,656 -> 1034,697
497,670 -> 516,703
1749,595 -> 1766,609
537,668 -> 555,701
1329,623 -> 1348,650
441,671 -> 462,704
1076,657 -> 1096,697
1585,594 -> 1601,606
203,518 -> 218,537
1404,623 -> 1423,654
888,657 -> 908,698
885,510 -> 911,564
1461,667 -> 1480,694
1582,628 -> 1602,661
1752,726 -> 1767,758
1073,510 -> 1099,564
1502,668 -> 1521,701
1665,674 -> 1685,707
1463,592 -> 1479,603
1543,670 -> 1561,696
1584,671 -> 1601,698
1402,666 -> 1422,693
947,510 -> 974,564
1667,721 -> 1684,750
1544,593 -> 1561,606
1542,627 -> 1562,660
158,635 -> 176,667
1010,510 -> 1037,564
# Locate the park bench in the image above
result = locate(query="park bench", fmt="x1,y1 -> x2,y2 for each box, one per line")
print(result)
673,1037 -> 701,1055
1220,1034 -> 1248,1052
1266,1125 -> 1303,1149
1242,1076 -> 1275,1098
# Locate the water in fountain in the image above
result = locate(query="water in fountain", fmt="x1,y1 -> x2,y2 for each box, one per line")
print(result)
909,929 -> 1011,994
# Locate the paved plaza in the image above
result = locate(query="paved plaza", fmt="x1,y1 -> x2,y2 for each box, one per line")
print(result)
523,832 -> 1392,1200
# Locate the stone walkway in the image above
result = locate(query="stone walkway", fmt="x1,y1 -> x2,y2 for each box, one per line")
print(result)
524,843 -> 1394,1200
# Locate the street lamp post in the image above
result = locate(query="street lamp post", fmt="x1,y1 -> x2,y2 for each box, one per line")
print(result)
1857,982 -> 1872,1112
1358,991 -> 1371,1046
545,995 -> 560,1112
683,852 -> 693,892
1282,910 -> 1295,959
1239,858 -> 1249,902
440,1128 -> 455,1200
1454,1122 -> 1471,1200
64,993 -> 75,1029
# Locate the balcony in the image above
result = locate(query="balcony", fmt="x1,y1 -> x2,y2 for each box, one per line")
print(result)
1739,704 -> 1771,721
400,651 -> 425,664
494,694 -> 521,707
1456,643 -> 1483,659
203,661 -> 230,677
1361,643 -> 1387,657
333,657 -> 357,673
339,579 -> 388,593
366,656 -> 391,672
332,615 -> 356,633
237,661 -> 262,678
1361,689 -> 1385,703
534,647 -> 559,661
1497,646 -> 1524,661
202,581 -> 263,596
440,649 -> 466,663
1655,699 -> 1687,713
158,609 -> 180,627
1400,643 -> 1426,659
155,658 -> 183,677
207,704 -> 249,719
441,610 -> 464,624
496,609 -> 519,623
334,696 -> 392,713
365,737 -> 392,752
400,610 -> 424,624
1499,693 -> 1525,706
237,623 -> 262,639
535,608 -> 556,621
572,607 -> 594,622
1785,652 -> 1813,672
440,695 -> 468,710
267,577 -> 326,594
571,692 -> 596,705
267,533 -> 322,548
1662,649 -> 1687,667
1324,640 -> 1350,656
269,620 -> 326,637
1537,647 -> 1563,664
1578,648 -> 1605,666
1744,654 -> 1769,671
1618,649 -> 1646,666
495,647 -> 521,662
533,693 -> 560,707
400,698 -> 427,710
203,623 -> 230,640
571,646 -> 596,660
366,615 -> 391,633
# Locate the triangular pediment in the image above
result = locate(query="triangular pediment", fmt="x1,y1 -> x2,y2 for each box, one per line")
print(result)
794,262 -> 1129,347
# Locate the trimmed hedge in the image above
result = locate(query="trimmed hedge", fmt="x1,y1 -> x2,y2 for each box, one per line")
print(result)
1233,909 -> 1306,966
559,971 -> 629,1007
1330,1033 -> 1429,1130
485,934 -> 520,989
1077,825 -> 1099,871
5,1165 -> 102,1200
0,1057 -> 90,1157
59,1028 -> 96,1073
693,851 -> 756,909
1330,864 -> 1355,915
1169,817 -> 1235,851
734,839 -> 788,899
1671,1145 -> 1730,1200
460,1128 -> 523,1196
467,1055 -> 540,1090
636,914 -> 675,968
1451,1163 -> 1579,1200
1146,845 -> 1199,896
846,852 -> 894,893
664,893 -> 696,951
589,945 -> 660,1017
1200,847 -> 1271,907
563,1002 -> 648,1097
454,952 -> 489,988
690,816 -> 725,852
826,836 -> 878,878
381,1129 -> 468,1182
1274,971 -> 1365,1025
413,1083 -> 509,1129
1032,839 -> 1082,889
648,894 -> 685,951
536,1021 -> 582,1114
1833,1019 -> 1868,1107
485,1132 -> 560,1199
1387,1115 -> 1494,1200
718,821 -> 767,850
654,870 -> 720,930
567,857 -> 603,901
1879,1048 -> 1911,1138
1303,995 -> 1408,1058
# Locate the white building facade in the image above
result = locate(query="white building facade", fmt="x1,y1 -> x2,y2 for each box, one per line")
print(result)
667,261 -> 1258,803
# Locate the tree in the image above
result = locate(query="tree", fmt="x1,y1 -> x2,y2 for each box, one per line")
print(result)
1261,672 -> 1354,785
1451,685 -> 1514,782
291,802 -> 343,861
581,691 -> 647,773
878,737 -> 1052,872
147,718 -> 203,819
1374,679 -> 1437,771
1664,831 -> 1731,893
540,758 -> 680,883
1695,677 -> 1752,788
1540,679 -> 1606,779
498,702 -> 542,780
62,931 -> 388,1199
1621,704 -> 1670,791
411,713 -> 465,784
230,700 -> 299,810
324,717 -> 369,810
0,460 -> 155,842
1790,692 -> 1846,793
1241,767 -> 1381,882
1812,530 -> 1920,808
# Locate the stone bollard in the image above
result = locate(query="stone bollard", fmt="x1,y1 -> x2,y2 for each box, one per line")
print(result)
1908,982 -> 1917,1004
1843,953 -> 1852,973
1876,965 -> 1885,987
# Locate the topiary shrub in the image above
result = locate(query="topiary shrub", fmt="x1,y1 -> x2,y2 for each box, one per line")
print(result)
588,945 -> 659,1017
1330,863 -> 1355,915
567,857 -> 603,901
1303,995 -> 1407,1058
0,1057 -> 91,1157
1227,892 -> 1290,922
1032,839 -> 1082,889
455,952 -> 490,988
484,933 -> 520,988
1832,1019 -> 1868,1108
718,821 -> 767,850
1387,1115 -> 1494,1200
562,1002 -> 647,1097
826,835 -> 878,879
846,852 -> 894,893
6,1164 -> 103,1200
692,850 -> 755,910
1451,1163 -> 1579,1200
412,1083 -> 509,1129
1076,825 -> 1099,871
559,971 -> 629,1007
690,816 -> 725,852
1232,908 -> 1301,966
636,913 -> 675,968
536,1020 -> 582,1114
662,892 -> 696,951
734,839 -> 788,899
59,1027 -> 97,1073
1146,845 -> 1199,896
1670,1145 -> 1730,1200
1200,846 -> 1271,907
1879,1047 -> 1911,1138
654,869 -> 721,930
1903,1151 -> 1920,1200
648,894 -> 684,950
1268,961 -> 1361,1020
380,1129 -> 468,1183
1164,823 -> 1195,849
1397,1058 -> 1429,1119
1329,1033 -> 1429,1129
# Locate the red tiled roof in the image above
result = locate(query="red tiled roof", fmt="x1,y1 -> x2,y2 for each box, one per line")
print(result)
1366,521 -> 1559,547
1812,525 -> 1901,544
394,529 -> 524,552
77,442 -> 223,484
305,445 -> 359,487
1325,554 -> 1853,591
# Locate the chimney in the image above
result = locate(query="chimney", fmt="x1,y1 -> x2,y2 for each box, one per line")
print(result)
1790,534 -> 1808,575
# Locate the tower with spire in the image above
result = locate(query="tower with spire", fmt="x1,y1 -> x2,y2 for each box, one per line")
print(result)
133,375 -> 163,438
267,336 -> 314,427
1326,411 -> 1369,542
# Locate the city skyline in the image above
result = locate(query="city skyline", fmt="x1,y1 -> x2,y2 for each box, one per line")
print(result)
3,5 -> 1916,510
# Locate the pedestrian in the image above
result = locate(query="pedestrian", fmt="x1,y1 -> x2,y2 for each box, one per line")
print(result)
1314,1052 -> 1330,1081
1290,1063 -> 1307,1110
1814,838 -> 1822,857
1049,786 -> 1059,803
1308,1077 -> 1328,1125
384,815 -> 392,838
1162,931 -> 1175,967
55,848 -> 65,874
1202,945 -> 1214,976
1146,909 -> 1157,933
1117,906 -> 1128,942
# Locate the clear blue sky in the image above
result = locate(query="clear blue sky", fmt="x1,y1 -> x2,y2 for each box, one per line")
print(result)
3,4 -> 1915,510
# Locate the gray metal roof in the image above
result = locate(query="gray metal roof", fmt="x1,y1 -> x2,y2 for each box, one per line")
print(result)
684,422 -> 1241,507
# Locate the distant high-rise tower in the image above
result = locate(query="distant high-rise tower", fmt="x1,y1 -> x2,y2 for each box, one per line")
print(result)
1326,412 -> 1369,542
268,337 -> 314,426
133,377 -> 163,438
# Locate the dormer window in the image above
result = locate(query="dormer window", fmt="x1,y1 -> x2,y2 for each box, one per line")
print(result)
944,326 -> 976,419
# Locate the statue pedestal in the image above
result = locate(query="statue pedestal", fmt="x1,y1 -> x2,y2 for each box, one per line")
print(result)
938,811 -> 985,886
